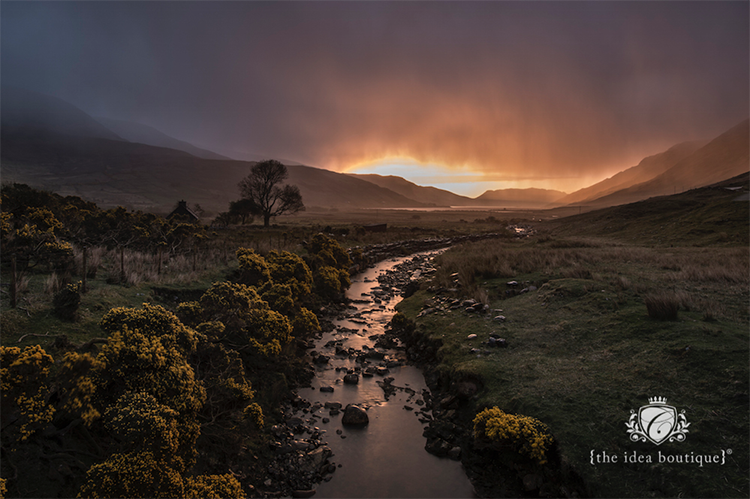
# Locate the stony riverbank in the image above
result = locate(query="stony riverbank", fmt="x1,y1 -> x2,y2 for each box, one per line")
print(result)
378,256 -> 589,498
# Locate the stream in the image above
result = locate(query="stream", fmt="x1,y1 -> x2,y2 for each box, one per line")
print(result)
276,252 -> 475,498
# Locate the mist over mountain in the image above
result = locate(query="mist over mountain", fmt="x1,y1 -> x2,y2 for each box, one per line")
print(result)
95,117 -> 229,160
2,88 -> 746,216
557,140 -> 707,206
583,119 -> 749,208
1,86 -> 122,141
348,174 -> 473,206
473,188 -> 567,208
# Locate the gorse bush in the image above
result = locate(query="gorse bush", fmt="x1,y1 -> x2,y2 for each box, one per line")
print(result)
473,407 -> 555,465
0,345 -> 56,444
236,248 -> 271,286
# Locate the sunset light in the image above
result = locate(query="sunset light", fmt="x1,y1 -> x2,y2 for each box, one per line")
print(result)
1,2 -> 748,498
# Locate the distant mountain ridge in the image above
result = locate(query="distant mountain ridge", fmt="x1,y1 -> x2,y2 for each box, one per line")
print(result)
473,187 -> 566,207
557,140 -> 707,206
582,119 -> 749,207
349,174 -> 567,208
348,174 -> 473,206
95,117 -> 229,160
1,86 -> 122,141
2,88 -> 747,215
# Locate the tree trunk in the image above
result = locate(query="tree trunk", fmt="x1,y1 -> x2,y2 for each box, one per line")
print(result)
264,213 -> 271,227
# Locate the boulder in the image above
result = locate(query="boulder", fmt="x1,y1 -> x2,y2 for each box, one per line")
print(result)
343,373 -> 359,385
341,404 -> 369,426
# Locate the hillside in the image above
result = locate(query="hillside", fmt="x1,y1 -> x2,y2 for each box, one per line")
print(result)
583,120 -> 749,208
1,86 -> 122,141
349,173 -> 473,206
541,172 -> 749,246
96,117 -> 229,160
473,187 -> 566,207
0,130 -> 429,214
557,140 -> 706,205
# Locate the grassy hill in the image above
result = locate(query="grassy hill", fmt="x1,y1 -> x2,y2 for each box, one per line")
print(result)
540,172 -> 749,246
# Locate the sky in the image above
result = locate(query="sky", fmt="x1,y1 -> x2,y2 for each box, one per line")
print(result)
2,1 -> 748,196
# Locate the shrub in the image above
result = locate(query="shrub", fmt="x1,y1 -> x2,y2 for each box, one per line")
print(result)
261,282 -> 295,315
308,233 -> 352,271
52,281 -> 81,321
473,407 -> 554,465
236,248 -> 271,286
265,250 -> 313,299
314,266 -> 350,300
292,307 -> 321,337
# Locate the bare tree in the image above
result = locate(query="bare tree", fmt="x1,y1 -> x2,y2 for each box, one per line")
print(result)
238,160 -> 304,227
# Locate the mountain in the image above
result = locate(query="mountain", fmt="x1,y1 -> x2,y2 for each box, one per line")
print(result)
348,174 -> 473,206
287,169 -> 426,209
0,132 -> 430,214
586,119 -> 749,208
1,89 -> 428,214
557,140 -> 707,206
1,86 -> 122,141
95,117 -> 229,160
473,188 -> 566,207
543,171 -> 749,246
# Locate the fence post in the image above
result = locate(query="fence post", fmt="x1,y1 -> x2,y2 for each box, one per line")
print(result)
82,246 -> 88,293
10,255 -> 17,308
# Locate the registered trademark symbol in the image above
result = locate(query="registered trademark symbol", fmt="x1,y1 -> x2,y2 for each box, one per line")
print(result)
727,449 -> 733,455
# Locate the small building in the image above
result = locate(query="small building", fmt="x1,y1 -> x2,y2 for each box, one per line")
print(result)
168,200 -> 199,223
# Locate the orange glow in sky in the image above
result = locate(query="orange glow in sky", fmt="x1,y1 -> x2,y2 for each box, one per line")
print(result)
345,157 -> 632,197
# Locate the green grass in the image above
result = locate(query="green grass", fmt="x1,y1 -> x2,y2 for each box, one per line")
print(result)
1,248 -> 238,350
540,180 -> 749,247
397,237 -> 749,497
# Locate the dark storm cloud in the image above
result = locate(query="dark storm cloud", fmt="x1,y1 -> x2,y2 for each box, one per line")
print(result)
2,1 -> 747,187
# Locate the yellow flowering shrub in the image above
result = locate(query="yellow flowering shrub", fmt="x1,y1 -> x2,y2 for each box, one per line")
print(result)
261,282 -> 295,314
243,402 -> 265,428
265,250 -> 313,299
236,247 -> 271,286
78,451 -> 185,499
100,303 -> 199,355
104,392 -> 183,461
314,265 -> 351,299
473,407 -> 555,465
292,307 -> 321,337
308,233 -> 352,270
185,474 -> 246,499
0,345 -> 55,443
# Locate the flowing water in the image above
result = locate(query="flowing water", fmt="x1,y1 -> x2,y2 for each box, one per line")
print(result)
292,253 -> 475,498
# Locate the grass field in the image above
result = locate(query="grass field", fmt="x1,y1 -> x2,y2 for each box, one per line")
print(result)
396,234 -> 749,497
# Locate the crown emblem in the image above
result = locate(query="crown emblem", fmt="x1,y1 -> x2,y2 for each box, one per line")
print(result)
626,397 -> 689,445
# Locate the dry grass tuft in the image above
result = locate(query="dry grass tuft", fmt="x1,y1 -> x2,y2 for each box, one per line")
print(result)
644,291 -> 680,321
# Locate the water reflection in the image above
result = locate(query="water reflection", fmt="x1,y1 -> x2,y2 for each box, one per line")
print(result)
296,255 -> 475,498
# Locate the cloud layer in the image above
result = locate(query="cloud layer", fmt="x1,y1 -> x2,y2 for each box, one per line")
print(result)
3,2 -> 747,190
